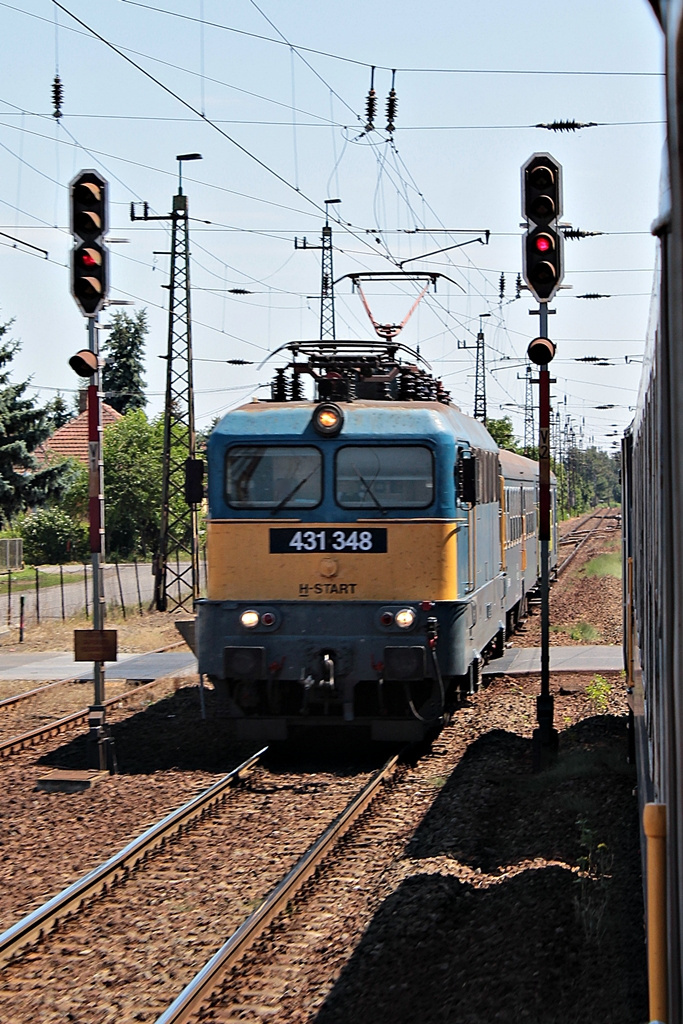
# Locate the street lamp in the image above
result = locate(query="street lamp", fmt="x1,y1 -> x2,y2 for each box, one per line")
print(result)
324,197 -> 341,225
176,153 -> 202,195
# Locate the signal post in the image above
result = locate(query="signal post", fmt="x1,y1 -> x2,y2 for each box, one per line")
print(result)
522,154 -> 563,768
68,170 -> 117,772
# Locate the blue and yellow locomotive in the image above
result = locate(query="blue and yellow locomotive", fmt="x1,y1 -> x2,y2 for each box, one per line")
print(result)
195,340 -> 556,741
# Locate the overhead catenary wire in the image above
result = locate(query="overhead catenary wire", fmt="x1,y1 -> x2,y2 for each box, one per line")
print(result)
48,1 -> 428,278
0,0 -> 656,445
114,0 -> 662,77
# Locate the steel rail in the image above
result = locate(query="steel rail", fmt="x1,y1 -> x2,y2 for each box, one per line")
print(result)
556,507 -> 613,577
0,748 -> 266,967
0,676 -> 76,709
155,752 -> 400,1024
0,673 -> 189,758
558,508 -> 603,546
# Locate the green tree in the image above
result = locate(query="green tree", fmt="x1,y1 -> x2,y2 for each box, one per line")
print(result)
0,322 -> 71,524
102,409 -> 163,556
486,416 -> 522,453
58,409 -> 199,560
58,458 -> 89,522
101,309 -> 148,414
565,446 -> 621,514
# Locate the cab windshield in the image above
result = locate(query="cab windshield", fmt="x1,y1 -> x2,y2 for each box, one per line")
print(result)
335,445 -> 433,509
226,445 -> 322,510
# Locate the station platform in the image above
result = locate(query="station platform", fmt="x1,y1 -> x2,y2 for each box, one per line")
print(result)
0,646 -> 624,682
483,645 -> 623,676
0,650 -> 198,682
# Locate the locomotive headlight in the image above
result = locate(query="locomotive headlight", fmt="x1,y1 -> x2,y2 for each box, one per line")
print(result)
395,608 -> 416,629
240,609 -> 260,629
312,402 -> 343,436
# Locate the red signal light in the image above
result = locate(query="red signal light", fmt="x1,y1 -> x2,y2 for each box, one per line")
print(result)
70,171 -> 108,316
72,241 -> 107,315
521,154 -> 564,302
80,249 -> 101,268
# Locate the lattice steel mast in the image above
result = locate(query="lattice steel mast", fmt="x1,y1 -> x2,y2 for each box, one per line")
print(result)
320,217 -> 336,340
295,198 -> 340,341
132,154 -> 201,611
473,319 -> 487,422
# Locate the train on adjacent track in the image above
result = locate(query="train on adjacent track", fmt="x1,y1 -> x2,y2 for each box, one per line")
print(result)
194,339 -> 557,742
620,4 -> 683,1020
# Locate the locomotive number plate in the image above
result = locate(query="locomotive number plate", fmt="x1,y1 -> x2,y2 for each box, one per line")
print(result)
270,528 -> 387,553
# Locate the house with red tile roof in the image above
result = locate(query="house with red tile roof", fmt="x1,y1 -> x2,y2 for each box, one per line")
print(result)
38,394 -> 123,464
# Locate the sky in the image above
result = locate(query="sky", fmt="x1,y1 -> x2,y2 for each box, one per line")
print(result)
0,0 -> 665,453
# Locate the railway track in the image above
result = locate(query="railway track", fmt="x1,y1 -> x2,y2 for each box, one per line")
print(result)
0,640 -> 196,758
0,748 -> 266,967
0,674 -> 178,758
156,753 -> 400,1024
0,639 -> 190,712
0,747 -> 391,1023
0,511 -> 636,1023
556,506 -> 618,576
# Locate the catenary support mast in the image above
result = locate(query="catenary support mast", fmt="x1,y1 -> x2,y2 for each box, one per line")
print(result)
132,154 -> 202,612
155,168 -> 199,611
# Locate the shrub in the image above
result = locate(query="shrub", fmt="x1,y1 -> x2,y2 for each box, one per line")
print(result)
21,507 -> 88,564
585,673 -> 612,713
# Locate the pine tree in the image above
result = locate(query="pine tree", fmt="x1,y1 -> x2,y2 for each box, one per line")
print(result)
101,309 -> 148,413
0,322 -> 71,523
45,391 -> 74,430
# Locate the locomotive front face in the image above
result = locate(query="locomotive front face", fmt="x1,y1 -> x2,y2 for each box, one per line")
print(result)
208,437 -> 452,602
195,400 -> 480,740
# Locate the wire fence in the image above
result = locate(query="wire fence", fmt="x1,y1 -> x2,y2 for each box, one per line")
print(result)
0,555 -> 207,627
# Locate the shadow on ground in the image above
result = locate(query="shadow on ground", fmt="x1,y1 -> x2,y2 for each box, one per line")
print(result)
36,683 -> 384,776
312,717 -> 647,1024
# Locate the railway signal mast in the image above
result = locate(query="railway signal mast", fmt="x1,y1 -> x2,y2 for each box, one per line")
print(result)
68,170 -> 116,771
522,153 -> 564,767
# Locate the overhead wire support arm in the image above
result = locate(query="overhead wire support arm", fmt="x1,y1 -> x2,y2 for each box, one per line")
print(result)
0,232 -> 48,259
398,232 -> 489,268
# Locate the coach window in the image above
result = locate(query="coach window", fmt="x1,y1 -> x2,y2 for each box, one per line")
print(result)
225,445 -> 322,509
336,445 -> 433,509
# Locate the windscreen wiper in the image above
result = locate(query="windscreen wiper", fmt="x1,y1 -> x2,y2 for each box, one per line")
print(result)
354,468 -> 387,516
271,467 -> 317,515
